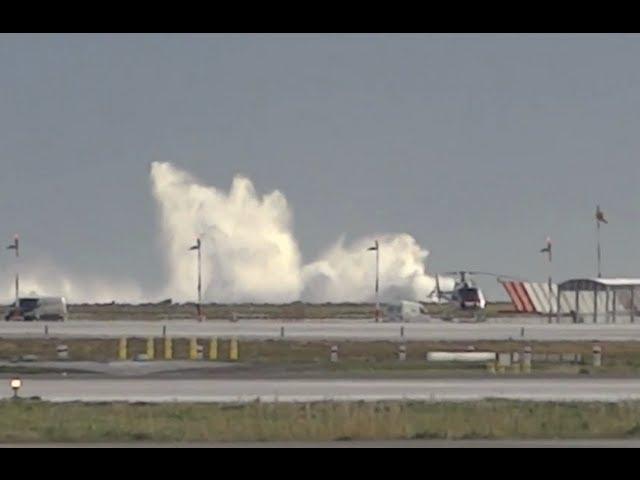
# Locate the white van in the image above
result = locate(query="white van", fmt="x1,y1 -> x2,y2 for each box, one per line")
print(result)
4,296 -> 68,321
384,300 -> 428,322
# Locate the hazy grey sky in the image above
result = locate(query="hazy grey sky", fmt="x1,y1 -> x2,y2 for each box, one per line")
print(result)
2,33 -> 640,300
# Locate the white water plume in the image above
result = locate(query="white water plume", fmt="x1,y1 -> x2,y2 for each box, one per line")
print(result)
151,162 -> 439,304
3,162 -> 441,304
2,259 -> 144,304
150,162 -> 303,303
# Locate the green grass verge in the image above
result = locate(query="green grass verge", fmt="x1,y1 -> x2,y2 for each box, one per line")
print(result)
2,338 -> 640,370
2,400 -> 640,442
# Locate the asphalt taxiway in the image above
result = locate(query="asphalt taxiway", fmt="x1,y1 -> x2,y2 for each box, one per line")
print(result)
5,377 -> 640,403
1,319 -> 640,341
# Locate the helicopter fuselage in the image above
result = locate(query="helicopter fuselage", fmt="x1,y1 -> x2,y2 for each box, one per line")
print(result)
451,282 -> 487,310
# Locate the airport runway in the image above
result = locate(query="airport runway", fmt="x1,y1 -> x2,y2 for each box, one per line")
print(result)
2,319 -> 640,341
6,378 -> 640,403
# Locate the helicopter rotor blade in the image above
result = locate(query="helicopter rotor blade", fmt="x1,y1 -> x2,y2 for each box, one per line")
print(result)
436,271 -> 526,281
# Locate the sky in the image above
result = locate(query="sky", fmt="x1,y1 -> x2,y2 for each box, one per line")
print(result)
1,33 -> 640,302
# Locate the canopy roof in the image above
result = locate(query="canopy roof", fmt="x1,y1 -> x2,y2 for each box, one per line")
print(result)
559,278 -> 640,291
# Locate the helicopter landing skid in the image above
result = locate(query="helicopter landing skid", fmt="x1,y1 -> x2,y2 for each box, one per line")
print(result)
432,311 -> 488,323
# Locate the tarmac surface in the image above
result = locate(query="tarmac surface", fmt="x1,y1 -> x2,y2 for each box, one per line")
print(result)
5,377 -> 640,403
2,318 -> 640,341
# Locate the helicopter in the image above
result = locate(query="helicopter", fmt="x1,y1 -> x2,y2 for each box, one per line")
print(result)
425,270 -> 519,322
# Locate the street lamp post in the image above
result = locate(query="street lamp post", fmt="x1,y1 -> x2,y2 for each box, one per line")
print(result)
5,235 -> 19,317
540,236 -> 553,324
189,238 -> 203,321
10,378 -> 21,399
596,205 -> 607,278
368,240 -> 380,323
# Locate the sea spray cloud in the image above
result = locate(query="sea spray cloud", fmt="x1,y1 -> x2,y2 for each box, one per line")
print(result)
150,162 -> 303,303
4,162 -> 442,304
151,162 -> 441,303
2,259 -> 144,304
301,234 -> 441,303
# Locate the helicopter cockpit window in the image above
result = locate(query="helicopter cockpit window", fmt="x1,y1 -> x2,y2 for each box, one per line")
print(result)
460,288 -> 480,302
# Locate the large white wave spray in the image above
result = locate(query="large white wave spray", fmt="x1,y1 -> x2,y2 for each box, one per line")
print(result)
151,162 -> 303,303
4,162 -> 442,303
151,162 -> 440,303
2,259 -> 144,304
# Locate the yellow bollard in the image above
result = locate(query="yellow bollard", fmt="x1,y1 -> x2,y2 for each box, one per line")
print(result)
229,338 -> 238,361
146,337 -> 155,360
118,337 -> 127,361
189,338 -> 198,360
164,336 -> 173,360
209,337 -> 218,361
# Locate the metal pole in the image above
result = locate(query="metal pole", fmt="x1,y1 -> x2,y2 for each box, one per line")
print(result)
547,238 -> 552,324
197,239 -> 202,321
597,220 -> 602,278
548,275 -> 553,324
375,240 -> 380,323
11,235 -> 19,313
593,284 -> 598,324
632,287 -> 636,324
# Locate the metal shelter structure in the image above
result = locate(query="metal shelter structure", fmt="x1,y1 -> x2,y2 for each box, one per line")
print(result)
556,278 -> 640,324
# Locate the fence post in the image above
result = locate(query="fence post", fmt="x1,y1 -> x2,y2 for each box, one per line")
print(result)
398,344 -> 406,362
330,345 -> 338,363
593,343 -> 602,368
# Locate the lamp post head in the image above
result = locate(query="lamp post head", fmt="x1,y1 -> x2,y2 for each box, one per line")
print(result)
10,377 -> 21,398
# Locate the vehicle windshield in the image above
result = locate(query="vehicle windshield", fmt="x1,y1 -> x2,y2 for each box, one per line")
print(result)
18,299 -> 39,312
